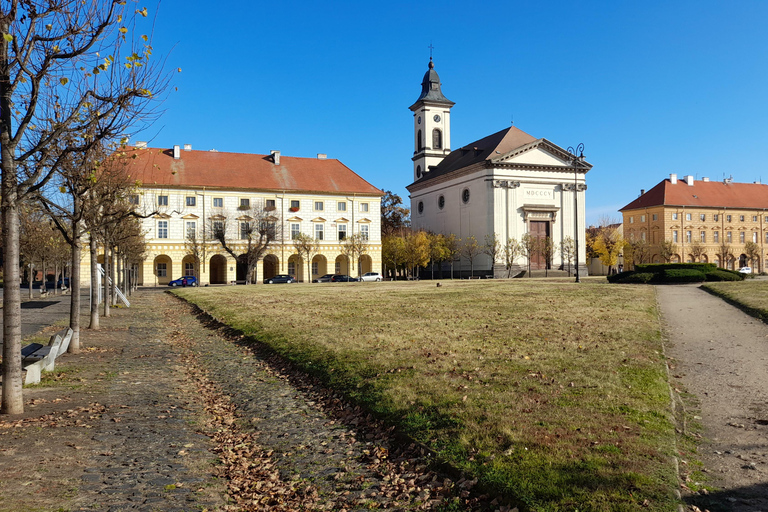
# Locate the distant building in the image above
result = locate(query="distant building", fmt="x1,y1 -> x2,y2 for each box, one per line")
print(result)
123,145 -> 383,285
406,58 -> 592,276
620,174 -> 768,271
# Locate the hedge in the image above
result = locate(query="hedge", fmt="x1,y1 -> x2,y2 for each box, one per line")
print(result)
661,269 -> 707,283
704,269 -> 745,282
634,262 -> 717,273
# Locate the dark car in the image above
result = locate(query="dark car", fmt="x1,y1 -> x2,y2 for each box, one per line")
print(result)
313,274 -> 335,283
265,274 -> 295,284
169,276 -> 197,287
57,277 -> 70,288
331,274 -> 359,282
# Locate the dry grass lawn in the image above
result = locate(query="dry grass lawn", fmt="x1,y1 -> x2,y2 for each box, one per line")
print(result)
702,279 -> 768,321
174,279 -> 678,511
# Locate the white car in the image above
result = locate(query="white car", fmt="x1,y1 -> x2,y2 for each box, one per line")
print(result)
738,266 -> 752,274
360,272 -> 383,282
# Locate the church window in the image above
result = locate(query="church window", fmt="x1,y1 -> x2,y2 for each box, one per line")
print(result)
417,130 -> 423,151
438,195 -> 445,210
432,129 -> 442,150
213,197 -> 223,208
416,165 -> 421,178
418,201 -> 424,214
462,189 -> 470,204
158,195 -> 168,206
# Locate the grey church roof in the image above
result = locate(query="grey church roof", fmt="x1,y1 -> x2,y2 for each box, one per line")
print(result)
409,58 -> 455,110
412,127 -> 539,186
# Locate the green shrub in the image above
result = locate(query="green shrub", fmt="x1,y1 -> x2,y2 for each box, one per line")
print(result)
607,271 -> 635,283
635,262 -> 716,273
618,272 -> 655,284
705,269 -> 744,282
661,269 -> 706,283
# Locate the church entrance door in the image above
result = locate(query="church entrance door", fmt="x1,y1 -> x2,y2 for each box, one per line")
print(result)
529,221 -> 550,270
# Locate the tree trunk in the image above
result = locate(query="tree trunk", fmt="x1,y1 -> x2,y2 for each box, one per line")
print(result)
89,235 -> 100,330
28,263 -> 33,299
103,243 -> 110,317
69,224 -> 82,353
1,158 -> 24,414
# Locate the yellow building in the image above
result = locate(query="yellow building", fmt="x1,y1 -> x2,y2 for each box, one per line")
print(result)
620,174 -> 768,271
124,144 -> 383,285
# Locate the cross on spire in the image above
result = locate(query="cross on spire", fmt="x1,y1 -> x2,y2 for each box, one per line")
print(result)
428,42 -> 434,60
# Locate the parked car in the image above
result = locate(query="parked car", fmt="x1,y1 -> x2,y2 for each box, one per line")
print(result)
169,276 -> 197,287
739,266 -> 753,274
57,277 -> 70,288
265,274 -> 295,284
360,272 -> 382,282
313,274 -> 335,283
331,274 -> 359,282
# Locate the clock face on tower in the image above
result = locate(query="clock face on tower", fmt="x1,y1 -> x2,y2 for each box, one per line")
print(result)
417,116 -> 421,124
433,114 -> 441,122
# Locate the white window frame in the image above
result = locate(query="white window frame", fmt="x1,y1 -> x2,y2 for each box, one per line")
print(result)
337,201 -> 347,211
315,223 -> 324,240
360,202 -> 369,212
158,195 -> 168,206
186,196 -> 196,207
186,221 -> 196,239
156,262 -> 167,277
314,201 -> 324,211
157,220 -> 168,239
338,223 -> 347,240
291,223 -> 300,240
213,197 -> 223,208
360,224 -> 369,241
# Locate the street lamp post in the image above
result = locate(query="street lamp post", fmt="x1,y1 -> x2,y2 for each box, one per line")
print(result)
566,144 -> 586,283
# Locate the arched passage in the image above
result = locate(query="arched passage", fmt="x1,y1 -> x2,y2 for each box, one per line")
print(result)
182,255 -> 197,277
263,254 -> 279,280
335,255 -> 349,275
288,254 -> 303,282
209,254 -> 227,284
359,254 -> 373,276
236,254 -> 248,283
311,254 -> 327,281
153,254 -> 172,285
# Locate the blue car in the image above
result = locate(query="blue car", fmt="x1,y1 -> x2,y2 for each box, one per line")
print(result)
169,276 -> 197,287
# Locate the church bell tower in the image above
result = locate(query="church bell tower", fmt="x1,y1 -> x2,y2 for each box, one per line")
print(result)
410,57 -> 454,182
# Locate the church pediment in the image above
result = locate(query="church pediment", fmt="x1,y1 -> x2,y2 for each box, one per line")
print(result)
495,143 -> 572,167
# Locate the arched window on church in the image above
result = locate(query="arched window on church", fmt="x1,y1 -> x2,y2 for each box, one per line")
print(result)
417,130 -> 423,151
432,129 -> 442,149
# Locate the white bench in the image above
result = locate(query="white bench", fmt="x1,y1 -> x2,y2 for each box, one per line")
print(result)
22,328 -> 73,385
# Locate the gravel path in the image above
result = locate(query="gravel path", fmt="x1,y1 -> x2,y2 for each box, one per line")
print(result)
657,284 -> 768,511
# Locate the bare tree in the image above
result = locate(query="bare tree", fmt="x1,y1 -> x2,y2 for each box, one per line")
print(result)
744,241 -> 760,271
541,237 -> 556,277
292,233 -> 319,283
689,240 -> 706,263
483,233 -> 501,277
659,240 -> 678,263
560,236 -> 575,276
211,202 -> 279,284
503,238 -> 522,278
444,234 -> 460,280
0,2 -> 168,415
718,242 -> 733,269
461,235 -> 481,278
341,233 -> 369,278
520,233 -> 538,278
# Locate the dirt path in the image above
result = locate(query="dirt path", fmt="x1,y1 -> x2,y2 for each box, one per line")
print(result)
657,284 -> 768,511
0,289 -> 467,511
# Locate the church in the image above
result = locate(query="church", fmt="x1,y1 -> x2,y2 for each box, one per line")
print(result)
406,58 -> 592,276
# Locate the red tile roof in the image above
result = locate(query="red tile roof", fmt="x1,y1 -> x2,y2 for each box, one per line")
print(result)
621,178 -> 768,211
118,147 -> 383,196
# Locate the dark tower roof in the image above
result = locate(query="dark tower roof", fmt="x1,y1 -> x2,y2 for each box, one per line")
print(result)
409,58 -> 455,110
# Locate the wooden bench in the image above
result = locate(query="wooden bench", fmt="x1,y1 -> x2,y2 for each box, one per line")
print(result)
21,328 -> 73,385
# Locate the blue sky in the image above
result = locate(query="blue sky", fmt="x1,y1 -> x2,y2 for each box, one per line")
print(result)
133,0 -> 768,226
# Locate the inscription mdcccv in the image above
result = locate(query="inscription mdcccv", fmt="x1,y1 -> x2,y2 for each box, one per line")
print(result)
524,188 -> 554,199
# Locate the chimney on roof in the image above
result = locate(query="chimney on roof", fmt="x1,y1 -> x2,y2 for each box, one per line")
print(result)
702,177 -> 710,182
684,175 -> 694,186
639,189 -> 645,197
135,141 -> 147,149
270,150 -> 280,165
670,173 -> 677,184
317,153 -> 327,160
173,145 -> 180,159
183,144 -> 192,151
